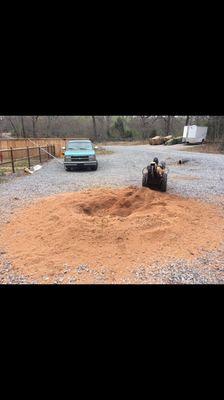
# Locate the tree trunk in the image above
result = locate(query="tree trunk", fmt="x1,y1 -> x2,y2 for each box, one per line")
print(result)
215,116 -> 221,141
164,116 -> 172,135
140,116 -> 147,140
7,117 -> 19,137
92,116 -> 97,140
32,117 -> 36,137
21,116 -> 26,138
185,116 -> 190,126
47,116 -> 52,136
106,116 -> 111,138
32,116 -> 39,137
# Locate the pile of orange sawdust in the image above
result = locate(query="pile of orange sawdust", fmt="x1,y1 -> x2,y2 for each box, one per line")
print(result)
1,186 -> 224,283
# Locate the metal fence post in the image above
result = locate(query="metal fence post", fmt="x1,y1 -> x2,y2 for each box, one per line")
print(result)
47,145 -> 50,160
10,147 -> 15,173
38,146 -> 42,163
27,147 -> 31,168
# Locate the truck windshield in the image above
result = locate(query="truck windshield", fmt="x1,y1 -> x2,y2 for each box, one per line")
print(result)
67,143 -> 93,151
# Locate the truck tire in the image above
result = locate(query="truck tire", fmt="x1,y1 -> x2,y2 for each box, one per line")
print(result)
160,174 -> 167,192
91,164 -> 98,171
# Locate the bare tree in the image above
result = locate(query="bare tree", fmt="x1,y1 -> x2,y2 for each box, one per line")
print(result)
96,116 -> 107,140
20,116 -> 26,137
2,115 -> 218,143
6,116 -> 20,137
47,116 -> 52,135
208,116 -> 224,142
46,116 -> 60,136
106,116 -> 111,138
139,116 -> 160,139
162,116 -> 174,135
140,116 -> 149,125
31,116 -> 39,137
185,116 -> 190,126
92,116 -> 97,140
139,116 -> 150,140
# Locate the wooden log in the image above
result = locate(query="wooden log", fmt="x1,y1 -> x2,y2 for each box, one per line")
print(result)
178,158 -> 190,164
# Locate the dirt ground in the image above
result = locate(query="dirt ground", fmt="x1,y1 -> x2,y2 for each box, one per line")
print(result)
1,186 -> 224,284
180,143 -> 224,154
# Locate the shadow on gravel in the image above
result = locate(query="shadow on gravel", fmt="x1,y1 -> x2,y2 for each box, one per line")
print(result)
65,167 -> 98,173
65,170 -> 97,173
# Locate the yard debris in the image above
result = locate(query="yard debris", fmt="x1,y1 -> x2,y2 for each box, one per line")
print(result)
149,135 -> 173,145
178,158 -> 190,165
149,136 -> 165,145
164,135 -> 173,142
24,164 -> 42,175
165,136 -> 183,146
32,165 -> 42,172
24,167 -> 33,174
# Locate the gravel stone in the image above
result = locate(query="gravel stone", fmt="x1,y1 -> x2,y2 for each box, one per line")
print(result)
76,265 -> 89,273
1,144 -> 224,284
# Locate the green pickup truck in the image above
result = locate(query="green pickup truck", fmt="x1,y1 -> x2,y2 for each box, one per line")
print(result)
63,139 -> 98,171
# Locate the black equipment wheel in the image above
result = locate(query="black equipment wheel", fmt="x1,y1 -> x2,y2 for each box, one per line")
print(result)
160,173 -> 167,192
142,174 -> 148,187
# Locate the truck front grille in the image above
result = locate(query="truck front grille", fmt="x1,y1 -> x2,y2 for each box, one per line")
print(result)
71,156 -> 89,162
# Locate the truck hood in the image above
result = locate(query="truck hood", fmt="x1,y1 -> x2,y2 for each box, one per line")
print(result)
65,149 -> 95,157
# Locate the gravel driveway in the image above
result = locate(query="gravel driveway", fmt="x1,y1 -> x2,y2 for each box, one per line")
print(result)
1,144 -> 224,284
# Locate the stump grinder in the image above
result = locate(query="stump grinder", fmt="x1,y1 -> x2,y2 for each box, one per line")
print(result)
142,157 -> 167,192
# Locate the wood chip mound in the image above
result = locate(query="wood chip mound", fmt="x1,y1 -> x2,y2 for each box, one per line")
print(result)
1,186 -> 224,283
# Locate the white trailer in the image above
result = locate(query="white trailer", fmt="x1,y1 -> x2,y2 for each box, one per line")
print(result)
182,125 -> 208,144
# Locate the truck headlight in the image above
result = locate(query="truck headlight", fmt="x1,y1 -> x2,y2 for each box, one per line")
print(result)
89,155 -> 96,161
65,156 -> 71,161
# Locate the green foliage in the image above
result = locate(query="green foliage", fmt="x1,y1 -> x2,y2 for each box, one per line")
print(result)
122,129 -> 133,139
114,117 -> 125,134
219,142 -> 224,152
198,120 -> 209,127
96,148 -> 114,155
3,115 -> 221,144
110,118 -> 142,141
130,129 -> 142,139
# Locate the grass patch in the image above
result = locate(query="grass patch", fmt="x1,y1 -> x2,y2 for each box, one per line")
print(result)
0,161 -> 29,175
0,168 -> 9,183
96,148 -> 114,155
0,157 -> 47,179
0,167 -> 9,175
